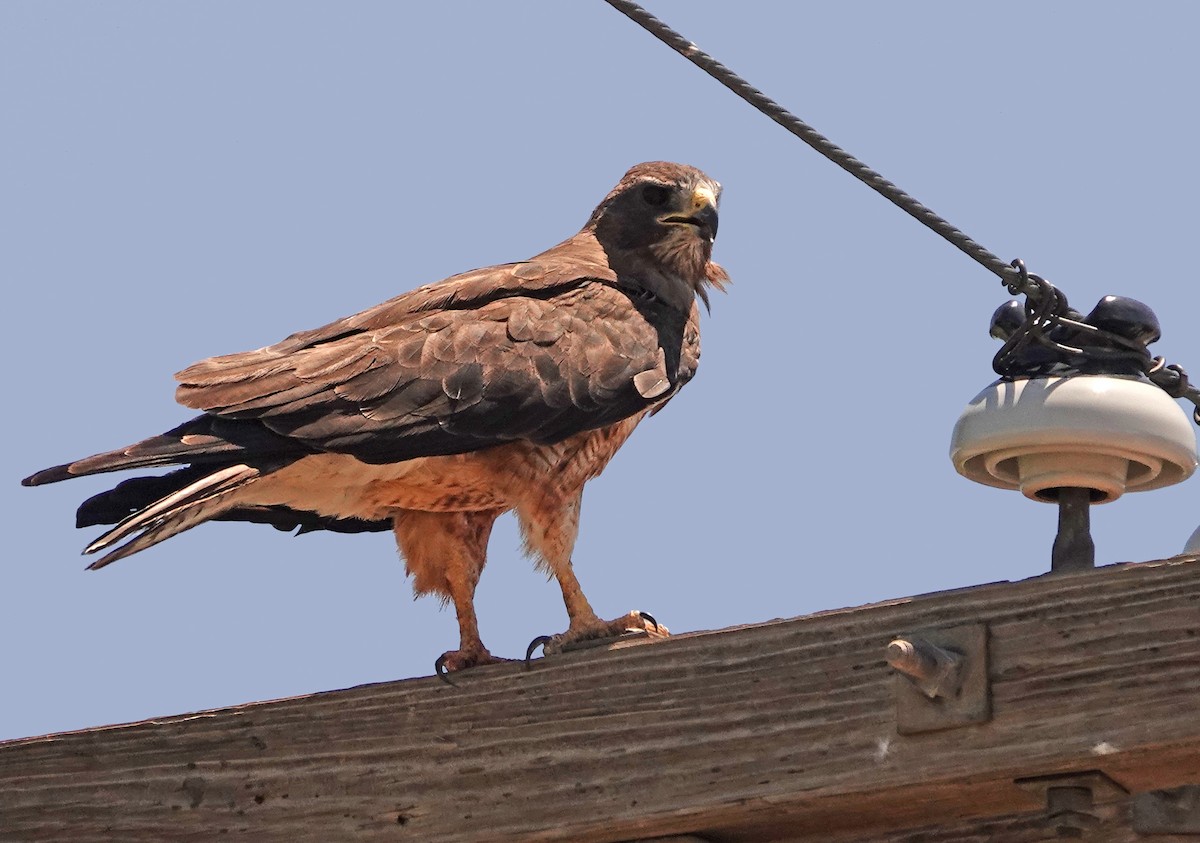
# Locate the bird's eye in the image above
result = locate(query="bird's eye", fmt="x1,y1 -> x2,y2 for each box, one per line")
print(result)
641,184 -> 671,207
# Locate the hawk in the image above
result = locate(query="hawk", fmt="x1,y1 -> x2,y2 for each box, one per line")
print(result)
23,161 -> 727,675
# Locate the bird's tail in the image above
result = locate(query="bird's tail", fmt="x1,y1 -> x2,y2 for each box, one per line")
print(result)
82,463 -> 262,569
21,414 -> 302,488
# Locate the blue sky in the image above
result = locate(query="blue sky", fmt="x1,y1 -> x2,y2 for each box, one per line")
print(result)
3,2 -> 1198,741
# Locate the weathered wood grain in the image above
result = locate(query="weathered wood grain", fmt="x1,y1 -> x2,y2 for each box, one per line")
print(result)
2,556 -> 1198,842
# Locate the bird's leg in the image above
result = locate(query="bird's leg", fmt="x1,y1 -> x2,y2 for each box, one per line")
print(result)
392,509 -> 509,680
541,556 -> 666,655
519,494 -> 667,662
434,575 -> 505,682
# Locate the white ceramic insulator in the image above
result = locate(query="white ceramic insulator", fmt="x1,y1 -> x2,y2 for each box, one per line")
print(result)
950,376 -> 1198,504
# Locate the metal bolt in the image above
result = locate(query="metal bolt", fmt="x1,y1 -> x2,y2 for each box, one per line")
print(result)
1051,487 -> 1096,573
1016,771 -> 1123,839
885,637 -> 963,699
1045,785 -> 1098,838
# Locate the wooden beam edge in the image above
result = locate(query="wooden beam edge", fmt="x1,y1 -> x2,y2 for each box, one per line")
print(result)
1,555 -> 1196,843
4,554 -> 1193,751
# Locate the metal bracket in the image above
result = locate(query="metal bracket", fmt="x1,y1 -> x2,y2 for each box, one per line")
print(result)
1133,785 -> 1200,835
887,622 -> 990,734
1015,770 -> 1129,838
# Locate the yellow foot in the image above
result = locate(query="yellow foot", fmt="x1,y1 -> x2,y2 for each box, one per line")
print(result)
525,610 -> 668,666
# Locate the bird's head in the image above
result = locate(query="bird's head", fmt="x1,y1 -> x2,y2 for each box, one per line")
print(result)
587,162 -> 728,309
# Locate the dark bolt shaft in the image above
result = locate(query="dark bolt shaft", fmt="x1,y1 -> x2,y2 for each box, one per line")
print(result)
1051,487 -> 1095,573
1046,785 -> 1096,837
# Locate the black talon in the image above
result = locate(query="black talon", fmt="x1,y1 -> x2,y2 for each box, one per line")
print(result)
434,654 -> 457,686
636,611 -> 659,633
524,635 -> 554,669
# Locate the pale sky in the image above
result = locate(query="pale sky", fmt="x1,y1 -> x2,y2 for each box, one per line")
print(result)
3,1 -> 1198,741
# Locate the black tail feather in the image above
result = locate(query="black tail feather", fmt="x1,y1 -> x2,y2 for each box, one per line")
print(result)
75,463 -> 389,535
21,415 -> 310,487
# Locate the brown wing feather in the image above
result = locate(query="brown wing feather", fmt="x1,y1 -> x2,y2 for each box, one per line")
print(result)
173,233 -> 694,465
176,233 -> 617,382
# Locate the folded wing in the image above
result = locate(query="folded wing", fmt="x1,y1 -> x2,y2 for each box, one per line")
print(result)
174,246 -> 694,466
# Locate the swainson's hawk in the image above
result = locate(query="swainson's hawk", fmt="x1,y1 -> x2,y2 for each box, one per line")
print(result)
23,161 -> 728,675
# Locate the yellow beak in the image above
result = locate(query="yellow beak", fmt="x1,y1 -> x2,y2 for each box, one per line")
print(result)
692,185 -> 717,213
